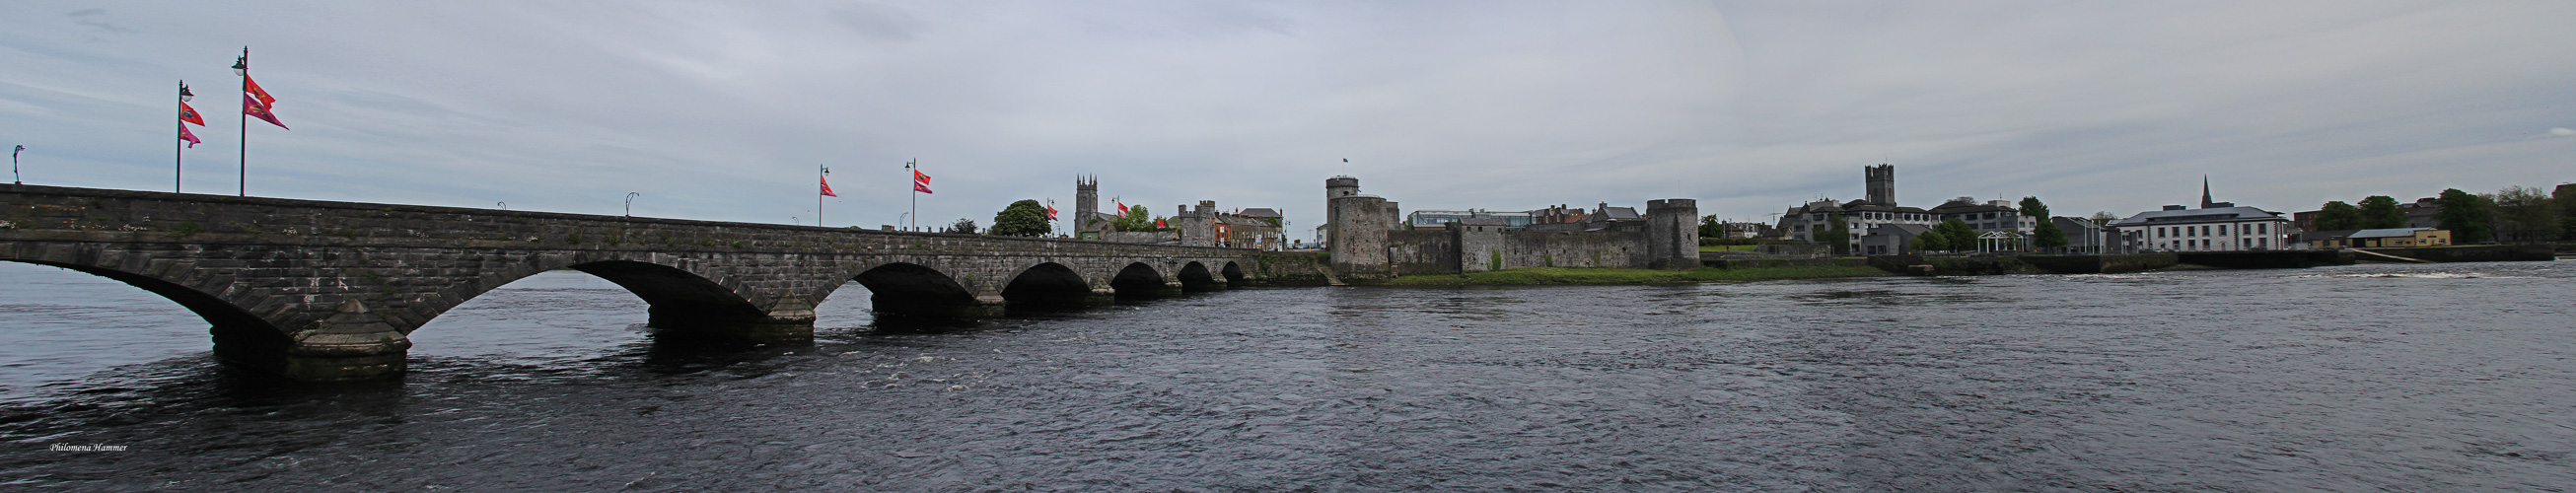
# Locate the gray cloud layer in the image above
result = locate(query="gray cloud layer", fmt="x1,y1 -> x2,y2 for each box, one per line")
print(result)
3,1 -> 2569,234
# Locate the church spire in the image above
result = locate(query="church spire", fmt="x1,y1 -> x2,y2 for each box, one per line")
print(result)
2199,176 -> 2214,209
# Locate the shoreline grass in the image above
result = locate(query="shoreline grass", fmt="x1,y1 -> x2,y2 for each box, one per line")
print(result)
1385,265 -> 1892,286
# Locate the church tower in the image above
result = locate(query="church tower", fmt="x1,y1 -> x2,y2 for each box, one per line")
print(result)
1864,164 -> 1896,206
1075,176 -> 1099,233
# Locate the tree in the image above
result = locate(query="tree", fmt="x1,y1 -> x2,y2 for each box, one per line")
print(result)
2018,196 -> 2051,219
2089,211 -> 2121,228
1698,215 -> 1725,239
2315,201 -> 2363,231
2490,185 -> 2560,243
2020,196 -> 2064,251
1934,218 -> 1978,251
989,199 -> 1049,237
2558,184 -> 2576,241
1813,214 -> 1850,255
2434,188 -> 2493,244
1911,230 -> 1947,252
2358,195 -> 2406,229
946,218 -> 978,235
1110,205 -> 1154,232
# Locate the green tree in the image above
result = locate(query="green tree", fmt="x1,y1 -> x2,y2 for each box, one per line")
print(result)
2557,184 -> 2576,241
2089,211 -> 2121,228
1110,205 -> 1154,232
1813,214 -> 1851,255
2358,195 -> 2406,229
1911,229 -> 1947,252
2020,196 -> 2065,251
1698,215 -> 1725,239
2315,200 -> 2362,231
1934,218 -> 1979,251
2017,196 -> 2051,219
2490,185 -> 2560,243
989,199 -> 1049,237
2434,188 -> 2493,243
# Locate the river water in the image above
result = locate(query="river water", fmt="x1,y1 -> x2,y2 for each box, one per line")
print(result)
0,260 -> 2570,491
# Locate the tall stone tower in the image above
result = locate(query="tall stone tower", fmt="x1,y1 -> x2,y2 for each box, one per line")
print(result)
1865,164 -> 1896,206
1645,199 -> 1701,270
1324,176 -> 1393,280
1075,176 -> 1099,233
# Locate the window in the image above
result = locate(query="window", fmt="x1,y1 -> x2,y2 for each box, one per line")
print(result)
2257,223 -> 2267,235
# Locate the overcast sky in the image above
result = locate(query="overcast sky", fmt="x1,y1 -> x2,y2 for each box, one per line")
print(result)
4,1 -> 2571,237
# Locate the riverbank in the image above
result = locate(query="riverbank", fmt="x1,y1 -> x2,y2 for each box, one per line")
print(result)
1386,265 -> 1891,286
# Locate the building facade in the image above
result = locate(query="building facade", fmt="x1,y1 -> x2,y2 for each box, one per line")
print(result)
2108,182 -> 2291,251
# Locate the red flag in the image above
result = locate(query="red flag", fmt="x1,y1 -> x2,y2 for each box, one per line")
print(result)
244,76 -> 276,107
912,182 -> 933,194
1155,219 -> 1166,229
821,176 -> 838,197
179,103 -> 205,126
179,125 -> 202,148
1115,201 -> 1128,214
912,170 -> 931,184
1044,204 -> 1058,220
243,95 -> 287,129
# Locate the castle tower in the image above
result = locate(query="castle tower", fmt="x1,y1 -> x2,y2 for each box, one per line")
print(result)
1865,164 -> 1896,206
1645,199 -> 1700,270
1075,176 -> 1099,234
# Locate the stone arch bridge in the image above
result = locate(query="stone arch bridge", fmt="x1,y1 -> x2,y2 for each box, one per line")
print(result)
0,185 -> 1299,382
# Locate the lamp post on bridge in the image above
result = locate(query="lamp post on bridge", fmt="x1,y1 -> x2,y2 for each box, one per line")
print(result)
625,192 -> 640,217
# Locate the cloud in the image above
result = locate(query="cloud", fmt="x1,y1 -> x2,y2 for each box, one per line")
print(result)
2552,127 -> 2574,137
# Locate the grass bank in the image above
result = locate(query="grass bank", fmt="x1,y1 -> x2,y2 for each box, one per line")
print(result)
1386,265 -> 1891,286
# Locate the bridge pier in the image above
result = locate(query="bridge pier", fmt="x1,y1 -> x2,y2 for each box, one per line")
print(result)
1084,288 -> 1118,306
215,301 -> 413,383
646,303 -> 818,343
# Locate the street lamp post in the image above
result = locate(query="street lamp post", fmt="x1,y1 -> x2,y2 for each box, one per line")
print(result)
176,81 -> 192,192
625,192 -> 640,216
232,48 -> 249,197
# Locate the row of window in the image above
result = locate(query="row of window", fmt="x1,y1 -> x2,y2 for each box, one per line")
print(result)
2154,222 -> 2270,238
2160,238 -> 2271,250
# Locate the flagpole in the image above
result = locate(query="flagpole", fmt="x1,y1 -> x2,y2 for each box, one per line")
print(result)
175,80 -> 184,193
234,46 -> 249,197
906,159 -> 917,231
818,165 -> 827,227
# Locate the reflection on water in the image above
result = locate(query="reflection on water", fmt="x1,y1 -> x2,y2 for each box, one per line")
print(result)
0,261 -> 2571,490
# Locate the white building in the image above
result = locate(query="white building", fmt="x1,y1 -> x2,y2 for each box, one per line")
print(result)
2108,181 -> 2291,251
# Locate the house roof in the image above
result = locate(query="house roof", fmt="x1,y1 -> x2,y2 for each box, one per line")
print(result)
2348,227 -> 2434,239
2109,205 -> 2285,227
1237,208 -> 1281,218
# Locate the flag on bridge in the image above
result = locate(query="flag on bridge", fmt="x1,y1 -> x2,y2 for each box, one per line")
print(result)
244,75 -> 277,107
912,181 -> 933,194
912,169 -> 931,185
1115,201 -> 1128,215
179,125 -> 203,148
243,95 -> 287,129
1044,203 -> 1058,220
820,175 -> 838,197
179,102 -> 206,126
